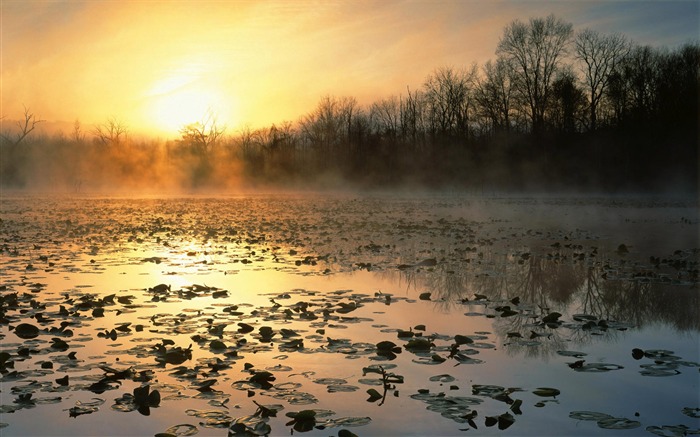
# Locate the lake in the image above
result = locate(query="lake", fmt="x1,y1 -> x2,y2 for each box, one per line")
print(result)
1,193 -> 698,436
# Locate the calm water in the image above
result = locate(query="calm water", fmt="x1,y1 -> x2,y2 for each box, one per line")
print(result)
1,194 -> 698,436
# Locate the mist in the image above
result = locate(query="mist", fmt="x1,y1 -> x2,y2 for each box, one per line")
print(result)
1,17 -> 698,196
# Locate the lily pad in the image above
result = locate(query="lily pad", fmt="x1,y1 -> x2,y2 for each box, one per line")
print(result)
14,323 -> 40,339
162,424 -> 199,436
597,417 -> 641,429
429,374 -> 456,383
682,407 -> 700,418
556,350 -> 587,358
229,415 -> 271,436
569,411 -> 613,421
646,425 -> 699,436
532,387 -> 560,397
572,362 -> 624,373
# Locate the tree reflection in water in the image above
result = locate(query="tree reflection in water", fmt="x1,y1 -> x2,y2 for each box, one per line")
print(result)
391,241 -> 698,357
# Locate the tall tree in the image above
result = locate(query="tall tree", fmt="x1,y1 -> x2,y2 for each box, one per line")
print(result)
370,95 -> 401,140
179,111 -> 225,157
574,29 -> 629,130
400,86 -> 426,149
624,45 -> 660,122
475,58 -> 516,134
497,14 -> 573,134
548,69 -> 587,133
422,65 -> 478,140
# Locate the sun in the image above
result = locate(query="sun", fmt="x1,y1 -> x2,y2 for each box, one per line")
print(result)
145,75 -> 234,135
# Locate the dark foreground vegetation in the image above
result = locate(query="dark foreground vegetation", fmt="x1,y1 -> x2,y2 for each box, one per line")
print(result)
2,15 -> 698,193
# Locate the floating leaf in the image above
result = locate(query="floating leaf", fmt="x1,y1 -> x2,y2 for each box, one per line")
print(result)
209,340 -> 227,350
431,354 -> 446,363
682,407 -> 700,418
569,411 -> 613,421
472,385 -> 505,397
229,415 -> 271,436
556,350 -> 587,358
532,387 -> 560,397
376,341 -> 399,352
454,335 -> 473,345
238,323 -> 254,334
163,424 -> 199,436
646,425 -> 697,436
195,379 -> 217,392
572,363 -> 623,373
497,412 -> 515,430
68,398 -> 104,418
632,348 -> 645,360
397,329 -> 414,338
405,337 -> 433,352
597,417 -> 641,429
452,354 -> 483,365
500,308 -> 518,317
366,389 -> 383,402
285,409 -> 317,432
429,374 -> 456,383
510,399 -> 523,415
14,323 -> 39,339
542,312 -> 562,324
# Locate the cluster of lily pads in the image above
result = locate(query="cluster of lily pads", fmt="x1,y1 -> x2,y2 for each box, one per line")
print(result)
1,195 -> 698,435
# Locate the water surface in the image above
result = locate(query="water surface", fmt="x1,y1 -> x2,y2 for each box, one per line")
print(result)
1,194 -> 698,436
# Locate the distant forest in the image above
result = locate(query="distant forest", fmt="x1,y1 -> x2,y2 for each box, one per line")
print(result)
2,15 -> 698,193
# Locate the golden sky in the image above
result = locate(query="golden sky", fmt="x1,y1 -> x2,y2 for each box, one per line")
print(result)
2,0 -> 697,137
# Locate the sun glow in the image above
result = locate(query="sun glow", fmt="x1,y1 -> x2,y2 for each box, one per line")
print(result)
145,74 -> 235,135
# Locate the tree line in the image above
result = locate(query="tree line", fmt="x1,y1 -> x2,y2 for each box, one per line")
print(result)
2,15 -> 698,192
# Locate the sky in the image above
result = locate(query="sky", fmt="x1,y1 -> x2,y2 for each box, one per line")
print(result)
1,0 -> 698,138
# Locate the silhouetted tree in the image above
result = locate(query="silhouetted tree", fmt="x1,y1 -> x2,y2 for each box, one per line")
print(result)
574,29 -> 629,130
370,95 -> 401,140
423,65 -> 478,141
655,43 -> 700,129
1,106 -> 45,146
93,117 -> 128,146
298,95 -> 357,172
624,45 -> 660,123
400,86 -> 427,151
72,119 -> 86,143
497,14 -> 573,134
548,70 -> 587,133
179,111 -> 225,157
475,58 -> 517,134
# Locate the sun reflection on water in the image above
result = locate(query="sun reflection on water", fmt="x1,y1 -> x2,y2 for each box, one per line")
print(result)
1,195 -> 697,436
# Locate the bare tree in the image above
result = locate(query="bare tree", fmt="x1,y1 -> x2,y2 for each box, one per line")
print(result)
624,45 -> 661,121
370,95 -> 402,140
93,117 -> 128,146
72,119 -> 86,143
475,57 -> 516,134
400,86 -> 426,150
497,14 -> 573,134
179,110 -> 225,157
299,95 -> 347,160
1,106 -> 45,146
422,65 -> 478,140
575,29 -> 629,130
